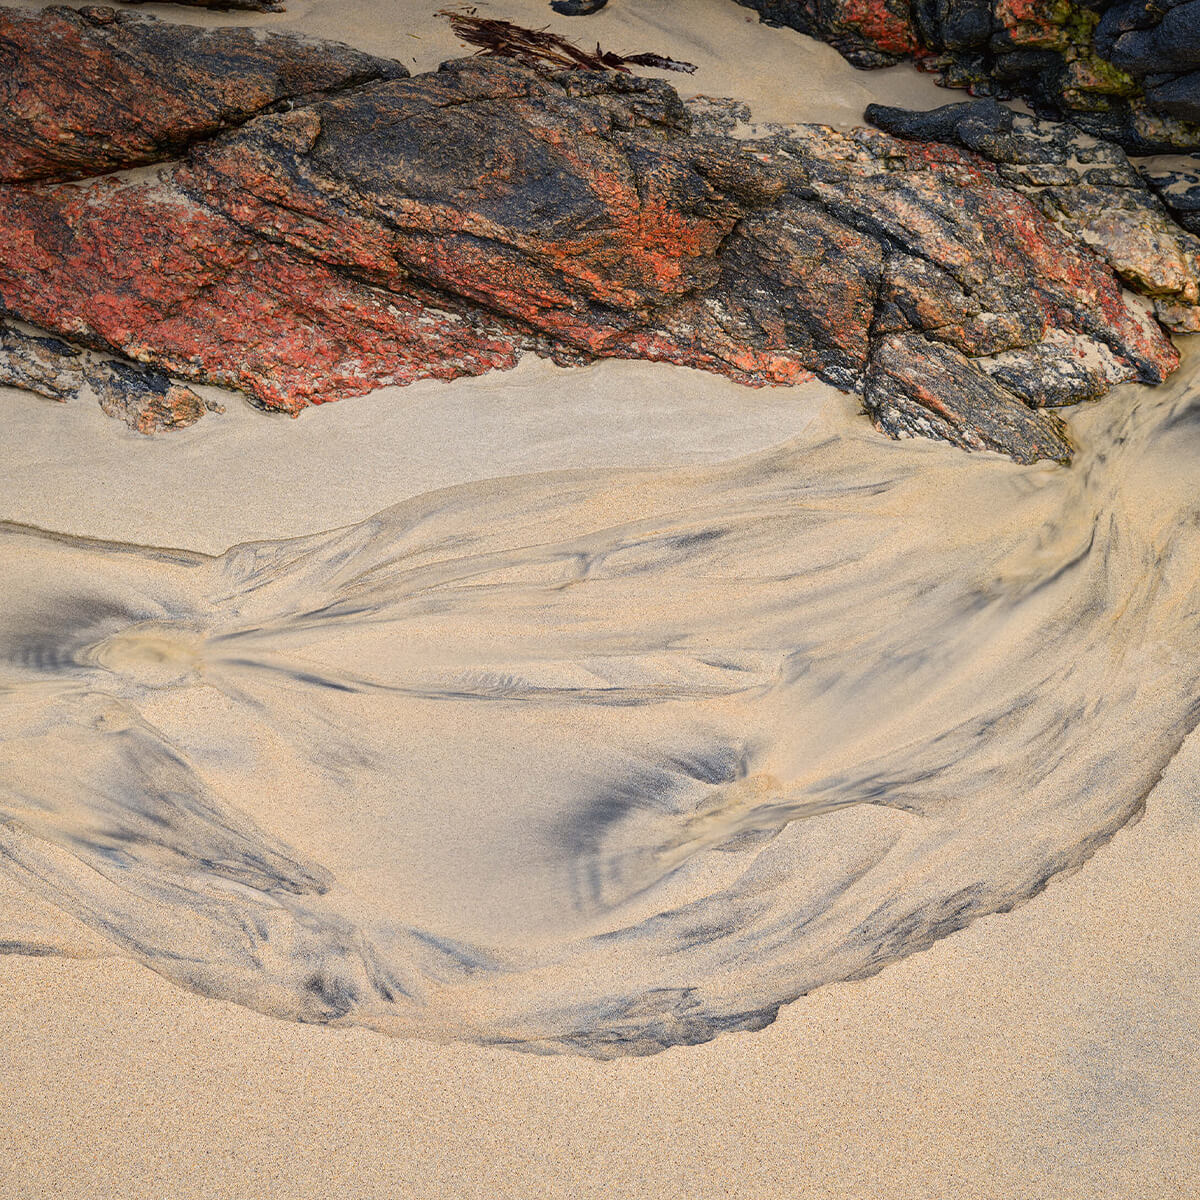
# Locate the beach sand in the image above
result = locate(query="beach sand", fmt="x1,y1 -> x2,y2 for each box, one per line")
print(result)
1,1 -> 1198,1196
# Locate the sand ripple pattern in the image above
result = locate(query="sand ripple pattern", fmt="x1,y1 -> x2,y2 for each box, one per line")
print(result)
3,380 -> 1199,1055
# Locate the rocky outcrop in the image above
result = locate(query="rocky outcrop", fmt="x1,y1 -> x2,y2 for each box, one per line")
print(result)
0,177 -> 525,413
0,6 -> 406,182
1097,0 -> 1200,126
0,319 -> 216,432
868,99 -> 1200,332
0,13 -> 1188,462
732,0 -> 1200,153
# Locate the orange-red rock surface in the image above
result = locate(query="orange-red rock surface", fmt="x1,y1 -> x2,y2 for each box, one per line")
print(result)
0,10 -> 1188,459
0,5 -> 405,183
0,178 -> 524,412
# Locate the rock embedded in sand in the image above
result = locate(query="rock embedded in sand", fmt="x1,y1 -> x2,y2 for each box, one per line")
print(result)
0,318 -> 217,432
863,333 -> 1073,462
0,5 -> 407,183
178,60 -> 1178,437
0,17 -> 1186,461
0,321 -> 87,401
733,0 -> 1200,154
88,361 -> 218,434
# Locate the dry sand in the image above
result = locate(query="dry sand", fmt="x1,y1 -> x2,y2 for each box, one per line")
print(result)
2,1 -> 1198,1196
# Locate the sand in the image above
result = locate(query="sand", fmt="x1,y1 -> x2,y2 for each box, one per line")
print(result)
2,0 -> 1199,1196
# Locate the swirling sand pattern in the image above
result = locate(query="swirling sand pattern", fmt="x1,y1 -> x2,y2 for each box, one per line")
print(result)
3,376 -> 1199,1056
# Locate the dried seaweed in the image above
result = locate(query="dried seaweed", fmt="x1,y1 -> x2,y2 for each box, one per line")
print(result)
439,10 -> 697,74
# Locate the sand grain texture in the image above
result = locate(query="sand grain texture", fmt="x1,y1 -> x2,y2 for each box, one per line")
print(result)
1,0 -> 1198,1195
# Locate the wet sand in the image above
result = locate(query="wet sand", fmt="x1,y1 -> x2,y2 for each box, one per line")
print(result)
2,0 -> 1199,1195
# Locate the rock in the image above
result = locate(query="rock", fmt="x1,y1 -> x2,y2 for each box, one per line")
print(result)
863,333 -> 1074,463
0,318 -> 220,432
1103,0 -> 1200,76
0,321 -> 87,400
748,119 -> 1178,380
177,61 -> 786,352
1139,163 -> 1200,236
868,99 -> 1200,331
976,332 -> 1136,406
728,0 -> 921,68
1144,69 -> 1200,125
88,360 -> 217,433
733,0 -> 1200,153
0,175 -> 525,413
0,42 -> 1184,461
550,0 -> 611,12
0,6 -> 407,183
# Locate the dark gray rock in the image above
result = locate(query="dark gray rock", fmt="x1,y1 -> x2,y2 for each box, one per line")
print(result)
863,334 -> 1074,464
1107,0 -> 1200,74
1139,163 -> 1200,235
0,321 -> 86,399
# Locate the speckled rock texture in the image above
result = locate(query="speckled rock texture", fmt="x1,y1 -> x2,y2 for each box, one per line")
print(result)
0,177 -> 525,413
0,321 -> 87,401
868,99 -> 1200,332
0,5 -> 406,182
0,12 -> 1189,461
733,0 -> 1200,153
0,319 -> 216,432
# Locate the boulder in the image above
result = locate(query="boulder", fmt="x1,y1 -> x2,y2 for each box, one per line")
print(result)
0,5 -> 406,182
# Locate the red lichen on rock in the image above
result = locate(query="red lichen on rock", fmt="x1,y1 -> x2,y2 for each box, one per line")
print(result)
0,176 -> 523,413
0,5 -> 406,183
177,61 -> 786,353
0,39 -> 1185,462
837,0 -> 921,56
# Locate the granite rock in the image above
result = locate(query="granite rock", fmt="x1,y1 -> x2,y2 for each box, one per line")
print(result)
868,99 -> 1200,331
0,27 -> 1186,462
734,0 -> 1200,153
0,5 -> 406,183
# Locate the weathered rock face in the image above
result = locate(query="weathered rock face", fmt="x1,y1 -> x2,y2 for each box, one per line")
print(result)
1097,0 -> 1200,127
0,15 -> 1187,462
868,99 -> 1200,332
0,177 -> 524,413
0,5 -> 406,183
0,321 -> 87,401
0,318 -> 216,432
177,62 -> 787,355
89,360 -> 218,434
732,0 -> 1200,153
864,333 -> 1073,460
